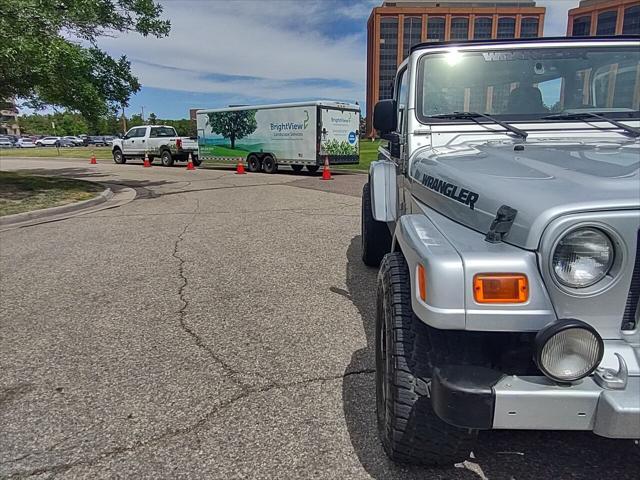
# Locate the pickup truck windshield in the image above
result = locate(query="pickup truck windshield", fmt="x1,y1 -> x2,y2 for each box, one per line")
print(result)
418,45 -> 640,121
150,127 -> 177,137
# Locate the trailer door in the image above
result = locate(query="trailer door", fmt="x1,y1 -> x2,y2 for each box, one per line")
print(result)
319,108 -> 360,164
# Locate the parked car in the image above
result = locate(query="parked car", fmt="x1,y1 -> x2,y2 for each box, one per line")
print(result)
16,138 -> 36,148
363,35 -> 640,465
86,136 -> 107,146
102,135 -> 116,146
0,136 -> 13,148
63,136 -> 84,146
35,136 -> 61,147
57,138 -> 75,148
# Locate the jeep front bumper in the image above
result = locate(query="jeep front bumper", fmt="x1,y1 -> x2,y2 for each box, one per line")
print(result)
432,366 -> 640,439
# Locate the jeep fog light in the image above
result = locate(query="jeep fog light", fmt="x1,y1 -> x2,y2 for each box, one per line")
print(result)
552,228 -> 613,288
534,319 -> 604,383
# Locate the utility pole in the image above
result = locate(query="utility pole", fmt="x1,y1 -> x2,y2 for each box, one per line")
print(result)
141,106 -> 145,124
121,104 -> 127,134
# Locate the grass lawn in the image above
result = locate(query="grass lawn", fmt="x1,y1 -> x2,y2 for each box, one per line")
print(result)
0,171 -> 103,217
0,140 -> 384,171
0,146 -> 113,159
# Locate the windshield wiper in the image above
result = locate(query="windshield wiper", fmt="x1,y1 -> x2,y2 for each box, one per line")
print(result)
543,111 -> 640,138
431,112 -> 528,140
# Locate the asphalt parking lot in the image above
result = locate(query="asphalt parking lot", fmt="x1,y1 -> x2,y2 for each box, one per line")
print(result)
1,157 -> 639,479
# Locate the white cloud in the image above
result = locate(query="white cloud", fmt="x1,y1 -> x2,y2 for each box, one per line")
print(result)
538,0 -> 581,36
98,0 -> 368,105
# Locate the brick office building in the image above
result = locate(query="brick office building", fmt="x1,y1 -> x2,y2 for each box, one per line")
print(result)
365,1 -> 545,136
567,0 -> 640,36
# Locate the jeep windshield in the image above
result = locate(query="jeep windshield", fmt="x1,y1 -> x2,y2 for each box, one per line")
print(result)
417,45 -> 640,122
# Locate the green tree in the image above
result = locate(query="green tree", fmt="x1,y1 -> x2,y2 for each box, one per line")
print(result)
206,111 -> 257,149
0,1 -> 170,120
148,112 -> 157,124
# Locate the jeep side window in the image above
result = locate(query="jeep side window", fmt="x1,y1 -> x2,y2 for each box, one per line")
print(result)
396,68 -> 409,135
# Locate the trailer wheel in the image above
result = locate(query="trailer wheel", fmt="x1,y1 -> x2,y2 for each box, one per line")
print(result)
377,252 -> 477,465
291,164 -> 304,173
306,165 -> 319,174
192,155 -> 202,167
262,155 -> 278,174
247,154 -> 261,172
361,182 -> 391,267
161,150 -> 174,167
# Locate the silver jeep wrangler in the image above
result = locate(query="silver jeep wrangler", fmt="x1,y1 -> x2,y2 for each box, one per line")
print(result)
362,36 -> 640,465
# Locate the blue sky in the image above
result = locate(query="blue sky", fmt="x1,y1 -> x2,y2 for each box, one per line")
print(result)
97,0 -> 579,119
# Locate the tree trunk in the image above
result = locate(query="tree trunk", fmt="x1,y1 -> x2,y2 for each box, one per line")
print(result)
230,134 -> 235,149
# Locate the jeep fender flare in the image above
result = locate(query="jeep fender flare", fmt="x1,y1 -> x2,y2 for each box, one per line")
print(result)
393,214 -> 467,329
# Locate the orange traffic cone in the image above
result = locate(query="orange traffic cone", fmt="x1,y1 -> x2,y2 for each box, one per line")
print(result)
186,153 -> 196,171
89,153 -> 97,165
321,156 -> 332,181
143,151 -> 151,167
236,160 -> 246,174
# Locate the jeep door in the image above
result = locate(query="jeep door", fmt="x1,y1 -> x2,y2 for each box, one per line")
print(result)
394,66 -> 410,217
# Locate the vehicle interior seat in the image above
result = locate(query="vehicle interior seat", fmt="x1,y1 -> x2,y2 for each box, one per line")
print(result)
507,85 -> 548,114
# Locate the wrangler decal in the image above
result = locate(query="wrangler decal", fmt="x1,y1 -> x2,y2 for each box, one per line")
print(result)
419,174 -> 479,210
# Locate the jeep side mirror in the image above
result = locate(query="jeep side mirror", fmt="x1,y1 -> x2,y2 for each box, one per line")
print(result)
373,99 -> 397,135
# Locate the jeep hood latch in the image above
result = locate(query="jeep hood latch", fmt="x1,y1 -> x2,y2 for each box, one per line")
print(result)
485,205 -> 518,243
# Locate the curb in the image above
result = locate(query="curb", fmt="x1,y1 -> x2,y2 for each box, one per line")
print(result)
0,188 -> 113,227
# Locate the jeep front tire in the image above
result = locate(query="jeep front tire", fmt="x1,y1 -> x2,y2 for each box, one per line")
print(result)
376,252 -> 476,465
361,182 -> 391,267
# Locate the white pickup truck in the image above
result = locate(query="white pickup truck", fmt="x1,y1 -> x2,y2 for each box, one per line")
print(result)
111,125 -> 199,166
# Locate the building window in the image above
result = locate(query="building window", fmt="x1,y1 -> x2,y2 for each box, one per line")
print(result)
520,17 -> 539,38
623,5 -> 640,34
403,16 -> 422,58
572,15 -> 591,36
379,16 -> 398,101
450,17 -> 469,40
596,11 -> 617,35
427,17 -> 445,42
497,17 -> 516,38
474,17 -> 493,39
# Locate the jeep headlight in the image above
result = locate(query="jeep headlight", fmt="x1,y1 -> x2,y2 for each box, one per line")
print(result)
551,228 -> 613,288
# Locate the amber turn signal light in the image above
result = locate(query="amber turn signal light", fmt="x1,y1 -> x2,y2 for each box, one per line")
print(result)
417,264 -> 427,302
473,274 -> 528,303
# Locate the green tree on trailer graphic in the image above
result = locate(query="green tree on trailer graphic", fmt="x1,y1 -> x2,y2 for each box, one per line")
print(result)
206,110 -> 258,149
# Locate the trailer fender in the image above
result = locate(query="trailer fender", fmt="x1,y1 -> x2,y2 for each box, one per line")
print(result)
369,160 -> 397,222
393,214 -> 466,329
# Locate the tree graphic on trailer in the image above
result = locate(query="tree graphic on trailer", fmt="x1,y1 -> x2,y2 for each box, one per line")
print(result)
206,110 -> 257,149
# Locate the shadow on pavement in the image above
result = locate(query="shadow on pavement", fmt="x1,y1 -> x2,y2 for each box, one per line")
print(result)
341,235 -> 640,480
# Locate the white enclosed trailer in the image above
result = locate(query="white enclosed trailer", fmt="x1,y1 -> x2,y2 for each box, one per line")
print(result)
196,101 -> 360,173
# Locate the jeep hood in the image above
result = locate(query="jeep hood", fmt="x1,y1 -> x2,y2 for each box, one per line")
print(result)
410,140 -> 640,250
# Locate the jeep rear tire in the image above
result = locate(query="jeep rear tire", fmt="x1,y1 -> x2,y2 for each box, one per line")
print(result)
376,252 -> 476,465
247,154 -> 261,172
113,148 -> 126,164
262,155 -> 277,174
361,182 -> 391,267
161,150 -> 174,167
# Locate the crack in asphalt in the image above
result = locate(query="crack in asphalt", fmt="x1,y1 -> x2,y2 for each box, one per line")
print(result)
5,369 -> 375,479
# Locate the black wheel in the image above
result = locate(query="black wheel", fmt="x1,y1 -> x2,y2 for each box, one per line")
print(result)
161,150 -> 174,167
376,252 -> 477,466
247,154 -> 261,172
192,156 -> 202,167
361,182 -> 391,267
113,148 -> 126,164
291,164 -> 304,173
306,165 -> 319,173
262,155 -> 278,174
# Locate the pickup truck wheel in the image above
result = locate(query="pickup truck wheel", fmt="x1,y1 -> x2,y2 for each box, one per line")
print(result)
376,252 -> 477,466
247,154 -> 261,172
113,149 -> 126,164
306,165 -> 319,174
161,150 -> 174,167
291,164 -> 304,173
262,155 -> 278,174
361,182 -> 391,267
